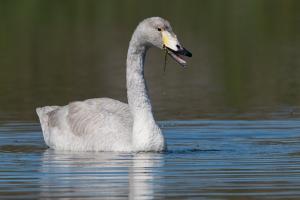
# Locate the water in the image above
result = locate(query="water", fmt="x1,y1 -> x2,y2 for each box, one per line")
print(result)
0,1 -> 300,199
1,120 -> 300,199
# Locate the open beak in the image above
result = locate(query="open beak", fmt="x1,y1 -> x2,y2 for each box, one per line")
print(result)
162,30 -> 192,66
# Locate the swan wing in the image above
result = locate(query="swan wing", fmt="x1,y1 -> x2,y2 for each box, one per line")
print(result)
67,98 -> 133,137
37,98 -> 133,151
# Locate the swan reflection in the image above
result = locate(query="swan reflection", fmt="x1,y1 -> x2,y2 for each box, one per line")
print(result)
40,150 -> 163,199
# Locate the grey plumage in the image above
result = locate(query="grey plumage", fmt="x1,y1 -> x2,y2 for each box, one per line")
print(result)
36,17 -> 188,152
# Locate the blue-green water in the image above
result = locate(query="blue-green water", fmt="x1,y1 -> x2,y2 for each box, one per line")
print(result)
1,120 -> 300,199
0,1 -> 300,199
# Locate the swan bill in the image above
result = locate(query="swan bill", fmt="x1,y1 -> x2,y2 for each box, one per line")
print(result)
166,47 -> 192,67
161,30 -> 192,66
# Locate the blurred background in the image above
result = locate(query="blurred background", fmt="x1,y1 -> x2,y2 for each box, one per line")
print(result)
0,0 -> 299,121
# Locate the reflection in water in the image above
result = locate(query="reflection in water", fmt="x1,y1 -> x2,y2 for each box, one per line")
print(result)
1,121 -> 300,199
40,150 -> 163,199
129,153 -> 163,200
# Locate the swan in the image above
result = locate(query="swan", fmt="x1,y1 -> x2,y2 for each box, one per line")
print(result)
36,17 -> 192,152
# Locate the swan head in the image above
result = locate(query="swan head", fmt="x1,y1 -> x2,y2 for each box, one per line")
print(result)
135,17 -> 192,66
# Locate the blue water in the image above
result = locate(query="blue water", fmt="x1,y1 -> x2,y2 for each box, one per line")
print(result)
1,120 -> 300,199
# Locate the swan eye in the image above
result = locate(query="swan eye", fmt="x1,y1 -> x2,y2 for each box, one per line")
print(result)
157,28 -> 161,31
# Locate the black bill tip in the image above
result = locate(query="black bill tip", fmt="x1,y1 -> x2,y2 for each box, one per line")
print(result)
179,47 -> 192,57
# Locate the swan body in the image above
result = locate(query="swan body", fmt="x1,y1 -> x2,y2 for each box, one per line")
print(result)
36,17 -> 192,152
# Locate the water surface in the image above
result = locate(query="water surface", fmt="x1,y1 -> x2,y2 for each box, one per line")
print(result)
1,120 -> 300,199
0,1 -> 300,199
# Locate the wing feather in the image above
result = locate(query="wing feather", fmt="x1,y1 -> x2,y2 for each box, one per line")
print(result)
67,98 -> 132,137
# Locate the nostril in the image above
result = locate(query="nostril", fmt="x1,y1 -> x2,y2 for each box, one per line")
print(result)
176,44 -> 181,50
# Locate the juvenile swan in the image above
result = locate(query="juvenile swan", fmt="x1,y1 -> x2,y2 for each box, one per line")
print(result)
36,17 -> 192,152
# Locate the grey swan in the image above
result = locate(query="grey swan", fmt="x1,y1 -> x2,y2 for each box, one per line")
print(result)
36,17 -> 192,152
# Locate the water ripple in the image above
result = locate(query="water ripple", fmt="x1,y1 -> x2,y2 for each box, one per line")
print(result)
1,120 -> 300,199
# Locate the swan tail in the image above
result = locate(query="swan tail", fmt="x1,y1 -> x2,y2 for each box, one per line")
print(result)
36,106 -> 59,147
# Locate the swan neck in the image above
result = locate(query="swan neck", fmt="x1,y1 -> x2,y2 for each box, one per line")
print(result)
126,38 -> 153,117
126,29 -> 165,152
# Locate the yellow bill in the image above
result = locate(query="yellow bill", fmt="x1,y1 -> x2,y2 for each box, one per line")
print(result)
161,30 -> 192,66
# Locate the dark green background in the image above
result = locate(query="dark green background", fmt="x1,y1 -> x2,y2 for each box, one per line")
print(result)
0,0 -> 299,120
